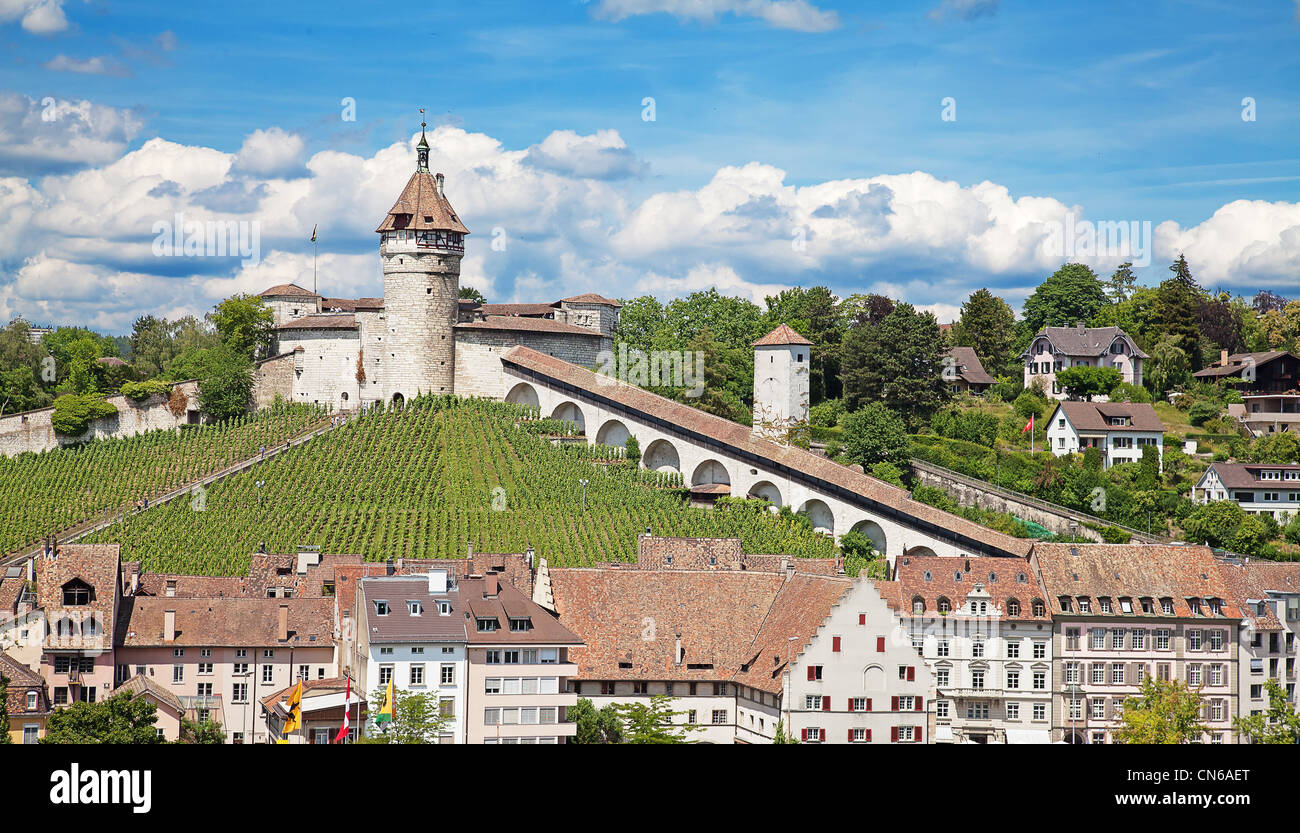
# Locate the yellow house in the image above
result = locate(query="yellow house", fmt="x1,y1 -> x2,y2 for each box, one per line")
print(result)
2,651 -> 50,744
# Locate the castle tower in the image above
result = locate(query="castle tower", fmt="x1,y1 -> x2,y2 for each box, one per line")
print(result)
374,118 -> 470,403
752,324 -> 811,441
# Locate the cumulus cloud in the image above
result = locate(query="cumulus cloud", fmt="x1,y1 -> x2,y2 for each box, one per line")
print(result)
593,0 -> 839,32
523,129 -> 645,180
44,54 -> 131,76
0,0 -> 68,34
0,94 -> 145,175
1154,200 -> 1300,291
928,0 -> 999,22
232,127 -> 307,178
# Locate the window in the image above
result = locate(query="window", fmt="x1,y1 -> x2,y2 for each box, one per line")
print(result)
1091,699 -> 1106,719
1161,598 -> 1174,615
484,650 -> 502,664
298,665 -> 310,681
711,710 -> 727,725
966,701 -> 989,719
407,601 -> 422,616
1156,629 -> 1171,650
1005,702 -> 1020,720
1033,642 -> 1046,660
936,668 -> 949,687
1066,662 -> 1081,685
378,665 -> 393,685
1188,629 -> 1203,650
971,670 -> 985,690
1033,703 -> 1046,721
476,618 -> 499,632
1006,641 -> 1020,659
374,600 -> 389,616
1111,629 -> 1125,650
262,666 -> 274,684
1091,629 -> 1106,650
937,597 -> 951,614
173,648 -> 185,658
1079,597 -> 1092,613
62,580 -> 91,606
172,665 -> 184,684
1210,664 -> 1224,687
805,695 -> 821,710
972,637 -> 985,658
232,683 -> 247,703
936,639 -> 949,657
1065,628 -> 1080,650
25,691 -> 37,711
936,700 -> 949,718
410,664 -> 424,686
807,665 -> 823,681
263,650 -> 274,659
1033,671 -> 1046,690
1006,669 -> 1020,690
233,662 -> 248,675
1007,599 -> 1021,617
1111,663 -> 1125,685
1132,630 -> 1146,650
1209,630 -> 1225,651
851,727 -> 868,742
440,664 -> 455,685
1092,664 -> 1105,685
1188,664 -> 1202,686
1032,599 -> 1046,617
198,662 -> 213,675
509,617 -> 533,632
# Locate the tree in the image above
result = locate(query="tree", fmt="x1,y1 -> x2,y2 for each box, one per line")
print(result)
1146,334 -> 1190,396
0,670 -> 10,743
1233,678 -> 1300,744
764,286 -> 843,402
1020,263 -> 1108,337
1153,256 -> 1206,371
680,328 -> 746,422
773,719 -> 799,744
568,697 -> 624,744
458,286 -> 486,305
1054,365 -> 1122,400
842,403 -> 909,469
41,694 -> 162,744
197,346 -> 254,422
1114,677 -> 1206,744
177,717 -> 226,744
840,293 -> 894,329
624,434 -> 641,467
840,529 -> 888,578
358,687 -> 451,743
208,294 -> 275,361
50,393 -> 117,436
611,694 -> 701,743
841,302 -> 950,426
951,288 -> 1017,377
1106,262 -> 1138,304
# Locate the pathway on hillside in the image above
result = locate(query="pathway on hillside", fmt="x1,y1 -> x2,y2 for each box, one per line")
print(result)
2,415 -> 343,567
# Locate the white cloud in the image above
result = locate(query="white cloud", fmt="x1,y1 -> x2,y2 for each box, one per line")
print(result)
232,127 -> 306,178
0,94 -> 146,175
524,129 -> 644,180
1154,200 -> 1300,290
44,54 -> 130,76
593,0 -> 839,32
0,0 -> 69,34
636,263 -> 790,304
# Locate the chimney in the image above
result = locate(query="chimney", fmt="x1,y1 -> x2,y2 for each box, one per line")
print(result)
467,539 -> 474,558
1077,320 -> 1085,331
130,570 -> 139,596
435,172 -> 445,196
164,610 -> 176,643
1220,349 -> 1228,366
385,558 -> 394,577
484,572 -> 499,598
278,603 -> 289,642
674,635 -> 683,666
428,569 -> 447,595
396,557 -> 404,574
526,545 -> 535,570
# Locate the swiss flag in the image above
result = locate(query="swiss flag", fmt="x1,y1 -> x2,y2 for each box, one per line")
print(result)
1021,415 -> 1034,434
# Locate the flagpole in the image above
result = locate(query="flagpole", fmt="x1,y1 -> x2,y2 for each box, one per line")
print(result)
313,236 -> 317,295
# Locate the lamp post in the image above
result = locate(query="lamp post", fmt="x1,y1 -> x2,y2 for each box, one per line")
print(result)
579,479 -> 589,513
1064,683 -> 1083,744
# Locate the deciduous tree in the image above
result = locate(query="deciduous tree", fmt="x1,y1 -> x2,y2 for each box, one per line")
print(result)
1114,678 -> 1206,744
41,694 -> 162,744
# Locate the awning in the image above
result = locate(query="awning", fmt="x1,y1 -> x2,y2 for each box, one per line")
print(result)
1006,729 -> 1051,744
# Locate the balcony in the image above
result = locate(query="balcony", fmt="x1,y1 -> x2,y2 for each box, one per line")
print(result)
939,686 -> 1003,698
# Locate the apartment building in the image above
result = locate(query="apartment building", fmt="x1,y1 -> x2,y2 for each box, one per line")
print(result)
1,650 -> 50,744
1044,401 -> 1164,469
1022,325 -> 1146,399
1033,543 -> 1241,744
1194,351 -> 1300,437
1194,462 -> 1300,521
893,554 -> 1053,744
1225,562 -> 1300,724
355,570 -> 467,743
464,572 -> 582,744
35,545 -> 120,709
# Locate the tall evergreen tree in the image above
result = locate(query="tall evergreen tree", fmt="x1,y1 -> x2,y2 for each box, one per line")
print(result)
951,288 -> 1016,377
1153,255 -> 1206,371
1106,262 -> 1138,303
841,303 -> 950,427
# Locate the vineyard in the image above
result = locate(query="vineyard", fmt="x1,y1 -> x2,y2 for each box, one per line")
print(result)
0,404 -> 326,555
80,397 -> 838,575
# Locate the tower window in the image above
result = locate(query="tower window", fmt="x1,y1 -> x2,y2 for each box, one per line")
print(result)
797,353 -> 804,362
427,288 -> 432,294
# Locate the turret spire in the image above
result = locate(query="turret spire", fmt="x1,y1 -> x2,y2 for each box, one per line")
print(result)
416,108 -> 430,173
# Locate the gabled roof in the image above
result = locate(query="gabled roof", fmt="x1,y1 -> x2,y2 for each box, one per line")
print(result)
260,283 -> 320,298
502,346 -> 1030,557
753,324 -> 812,347
320,297 -> 383,312
462,576 -> 581,646
630,535 -> 840,575
1217,561 -> 1283,631
560,293 -> 622,308
361,576 -> 467,644
276,314 -> 358,331
895,554 -> 1049,621
0,651 -> 49,716
375,171 -> 469,234
733,573 -> 853,694
115,673 -> 186,714
1242,561 -> 1300,596
1051,400 -> 1164,433
1023,326 -> 1148,359
1193,351 -> 1296,379
946,347 -> 996,385
115,597 -> 336,647
479,303 -> 556,317
1201,462 -> 1300,490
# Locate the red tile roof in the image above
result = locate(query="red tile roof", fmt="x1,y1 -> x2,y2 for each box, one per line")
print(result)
733,573 -> 852,694
277,314 -> 358,331
479,303 -> 556,317
115,596 -> 336,647
1217,560 -> 1283,631
502,346 -> 1029,557
456,316 -> 601,337
1052,401 -> 1164,433
260,283 -> 320,298
320,297 -> 383,312
375,171 -> 469,234
633,535 -> 840,574
947,347 -> 996,386
560,293 -> 622,307
895,554 -> 1049,621
753,324 -> 812,347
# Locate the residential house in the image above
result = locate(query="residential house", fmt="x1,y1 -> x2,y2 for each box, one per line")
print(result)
1,651 -> 49,744
1032,543 -> 1241,744
893,554 -> 1053,744
35,544 -> 120,709
1194,351 -> 1300,436
1022,325 -> 1146,400
1044,400 -> 1164,469
1194,462 -> 1300,522
115,673 -> 189,741
1217,560 -> 1299,733
945,347 -> 996,395
261,677 -> 366,744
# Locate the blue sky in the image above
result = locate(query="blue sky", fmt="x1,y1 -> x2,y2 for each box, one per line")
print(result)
2,0 -> 1298,333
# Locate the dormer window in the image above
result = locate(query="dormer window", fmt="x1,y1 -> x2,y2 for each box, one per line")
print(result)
937,597 -> 951,614
374,600 -> 389,616
1032,599 -> 1046,617
1059,596 -> 1073,612
1208,598 -> 1222,615
476,617 -> 499,632
61,579 -> 92,607
1188,598 -> 1202,616
438,601 -> 451,616
1119,597 -> 1133,614
911,597 -> 925,614
1160,598 -> 1174,615
1006,599 -> 1021,617
509,617 -> 533,632
408,601 -> 423,616
1099,597 -> 1112,614
1140,597 -> 1154,614
1078,597 -> 1091,613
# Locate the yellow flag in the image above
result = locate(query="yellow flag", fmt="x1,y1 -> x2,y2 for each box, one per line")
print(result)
282,681 -> 303,735
376,680 -> 394,724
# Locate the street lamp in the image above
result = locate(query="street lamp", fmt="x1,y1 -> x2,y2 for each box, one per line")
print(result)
579,479 -> 589,512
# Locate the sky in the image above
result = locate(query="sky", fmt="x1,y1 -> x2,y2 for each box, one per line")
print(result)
1,0 -> 1298,334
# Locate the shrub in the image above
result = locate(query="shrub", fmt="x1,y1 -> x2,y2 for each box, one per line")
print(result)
51,394 -> 117,436
624,435 -> 641,467
1111,382 -> 1151,403
842,403 -> 910,469
989,376 -> 1023,403
1188,400 -> 1222,427
120,379 -> 172,402
1013,390 -> 1048,421
869,461 -> 906,487
809,398 -> 845,428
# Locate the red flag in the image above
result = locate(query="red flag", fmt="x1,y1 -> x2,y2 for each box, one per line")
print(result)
1021,415 -> 1033,434
333,677 -> 351,743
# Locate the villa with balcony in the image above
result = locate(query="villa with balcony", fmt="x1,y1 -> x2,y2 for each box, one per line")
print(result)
1193,462 -> 1300,521
1044,401 -> 1164,469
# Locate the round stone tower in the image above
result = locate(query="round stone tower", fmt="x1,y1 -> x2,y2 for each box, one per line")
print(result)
374,120 -> 470,403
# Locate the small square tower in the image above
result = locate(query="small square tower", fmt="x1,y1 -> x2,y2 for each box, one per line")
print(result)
752,324 -> 811,442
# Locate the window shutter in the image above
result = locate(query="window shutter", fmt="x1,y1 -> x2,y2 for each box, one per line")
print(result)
891,696 -> 899,711
915,697 -> 923,712
859,613 -> 866,625
866,729 -> 871,742
916,725 -> 924,743
847,698 -> 855,712
866,698 -> 872,712
876,636 -> 885,653
807,665 -> 816,681
891,726 -> 898,742
822,696 -> 830,712
907,666 -> 915,682
849,728 -> 854,742
832,636 -> 841,653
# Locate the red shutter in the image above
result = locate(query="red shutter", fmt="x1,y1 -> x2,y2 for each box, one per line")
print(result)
807,665 -> 816,681
876,636 -> 885,653
848,728 -> 854,742
847,698 -> 855,712
832,636 -> 841,653
801,728 -> 807,741
859,613 -> 866,625
866,728 -> 872,742
907,666 -> 915,682
866,698 -> 872,712
891,696 -> 899,711
891,726 -> 898,742
915,697 -> 923,712
917,725 -> 924,742
822,696 -> 830,712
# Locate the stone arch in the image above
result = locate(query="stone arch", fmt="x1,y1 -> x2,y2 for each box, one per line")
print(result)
595,419 -> 630,447
747,480 -> 783,508
690,459 -> 731,488
551,401 -> 586,434
863,664 -> 886,692
907,545 -> 938,558
799,498 -> 834,536
1063,730 -> 1086,745
643,439 -> 681,473
849,519 -> 887,554
504,382 -> 539,409
391,392 -> 405,407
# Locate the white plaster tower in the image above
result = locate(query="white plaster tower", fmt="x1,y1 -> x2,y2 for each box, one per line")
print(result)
374,118 -> 470,403
752,324 -> 811,441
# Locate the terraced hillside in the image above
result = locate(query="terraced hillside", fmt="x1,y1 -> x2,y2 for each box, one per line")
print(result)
0,404 -> 326,555
81,397 -> 837,575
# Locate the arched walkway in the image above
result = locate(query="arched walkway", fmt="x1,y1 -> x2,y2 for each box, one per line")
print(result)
690,459 -> 731,488
595,419 -> 630,447
643,439 -> 681,473
907,545 -> 938,558
799,499 -> 834,536
850,519 -> 888,555
551,401 -> 586,434
747,480 -> 783,507
504,382 -> 540,409
391,392 -> 405,407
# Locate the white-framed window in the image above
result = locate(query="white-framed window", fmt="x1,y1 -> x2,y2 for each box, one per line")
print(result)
712,710 -> 727,725
1111,629 -> 1125,650
410,664 -> 425,686
852,696 -> 867,711
1033,642 -> 1046,659
851,727 -> 867,742
936,668 -> 949,687
966,701 -> 989,719
1033,703 -> 1046,721
173,648 -> 184,658
1188,630 -> 1203,650
1091,699 -> 1105,719
1132,630 -> 1146,650
1111,663 -> 1125,685
262,665 -> 274,684
263,649 -> 274,659
1209,630 -> 1225,651
1156,629 -> 1171,650
198,662 -> 213,675
232,683 -> 247,703
1210,664 -> 1224,687
1006,641 -> 1020,659
1092,665 -> 1105,685
936,639 -> 949,657
172,665 -> 184,684
1006,702 -> 1020,720
1091,629 -> 1106,650
1188,665 -> 1202,686
1033,671 -> 1046,690
1065,662 -> 1080,685
26,691 -> 38,711
971,669 -> 985,690
1006,670 -> 1020,690
378,664 -> 393,685
440,664 -> 455,685
936,700 -> 949,718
